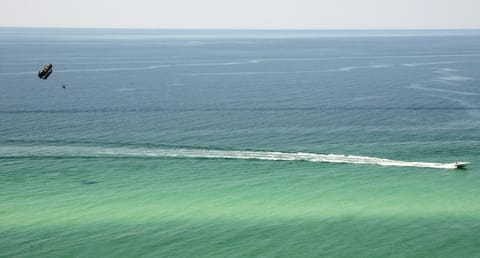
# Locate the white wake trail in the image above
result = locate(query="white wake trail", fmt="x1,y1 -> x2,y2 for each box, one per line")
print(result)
0,146 -> 465,169
0,60 -> 257,76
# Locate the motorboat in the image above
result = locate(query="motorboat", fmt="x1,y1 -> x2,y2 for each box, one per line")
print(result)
454,162 -> 469,169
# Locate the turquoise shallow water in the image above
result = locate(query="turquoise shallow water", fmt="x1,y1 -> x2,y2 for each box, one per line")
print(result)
1,29 -> 480,257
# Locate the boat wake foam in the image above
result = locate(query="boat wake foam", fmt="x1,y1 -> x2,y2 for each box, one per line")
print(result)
0,145 -> 465,169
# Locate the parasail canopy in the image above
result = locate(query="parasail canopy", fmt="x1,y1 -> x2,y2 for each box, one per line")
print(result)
38,64 -> 53,79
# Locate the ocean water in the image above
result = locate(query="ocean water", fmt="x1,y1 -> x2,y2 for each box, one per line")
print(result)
1,28 -> 480,257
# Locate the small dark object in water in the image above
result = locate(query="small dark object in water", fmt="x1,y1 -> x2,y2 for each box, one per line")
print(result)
81,180 -> 97,185
62,84 -> 66,89
454,162 -> 469,169
38,64 -> 53,79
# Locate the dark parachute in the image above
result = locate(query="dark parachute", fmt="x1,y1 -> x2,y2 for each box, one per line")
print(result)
38,64 -> 53,79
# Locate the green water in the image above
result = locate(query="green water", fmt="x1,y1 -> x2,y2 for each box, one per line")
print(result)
2,158 -> 480,257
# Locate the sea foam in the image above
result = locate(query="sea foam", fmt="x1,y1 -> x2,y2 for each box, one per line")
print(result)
0,145 -> 464,169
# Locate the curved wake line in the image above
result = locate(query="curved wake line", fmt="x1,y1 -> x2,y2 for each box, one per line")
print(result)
0,60 -> 258,76
0,145 -> 464,169
408,84 -> 479,96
